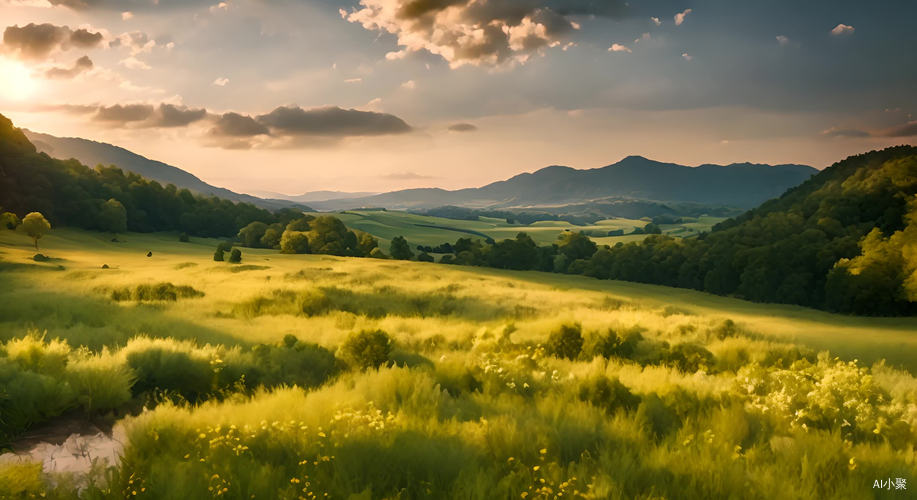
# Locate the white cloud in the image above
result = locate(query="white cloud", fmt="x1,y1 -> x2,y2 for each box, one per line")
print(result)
830,24 -> 855,36
344,77 -> 362,84
209,2 -> 228,13
776,35 -> 789,46
681,52 -> 693,61
608,43 -> 631,53
400,80 -> 416,90
121,11 -> 133,20
213,77 -> 229,86
674,9 -> 692,26
634,32 -> 651,44
651,17 -> 661,26
119,56 -> 151,70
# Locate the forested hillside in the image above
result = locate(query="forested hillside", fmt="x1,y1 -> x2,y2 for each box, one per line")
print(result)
585,146 -> 917,315
0,114 -> 296,237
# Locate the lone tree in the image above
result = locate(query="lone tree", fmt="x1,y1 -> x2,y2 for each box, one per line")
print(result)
390,235 -> 413,260
1,211 -> 20,230
229,248 -> 242,263
20,212 -> 50,250
98,198 -> 127,236
213,246 -> 225,261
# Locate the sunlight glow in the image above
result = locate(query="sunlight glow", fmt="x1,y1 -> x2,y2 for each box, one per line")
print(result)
0,57 -> 37,102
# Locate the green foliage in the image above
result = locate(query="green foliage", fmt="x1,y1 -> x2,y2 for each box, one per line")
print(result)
280,230 -> 310,254
229,248 -> 242,263
577,375 -> 641,413
108,282 -> 204,302
238,221 -> 268,248
339,329 -> 392,370
546,323 -> 584,360
98,198 -> 127,234
417,251 -> 434,262
20,212 -> 50,250
390,235 -> 413,260
213,247 -> 224,261
1,211 -> 20,230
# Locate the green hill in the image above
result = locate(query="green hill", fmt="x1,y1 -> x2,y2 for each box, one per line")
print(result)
589,146 -> 917,315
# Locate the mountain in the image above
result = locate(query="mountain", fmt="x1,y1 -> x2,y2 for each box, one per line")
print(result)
307,156 -> 817,211
248,190 -> 379,203
23,130 -> 303,211
587,145 -> 917,315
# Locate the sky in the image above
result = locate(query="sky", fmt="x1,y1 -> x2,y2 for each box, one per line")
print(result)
0,0 -> 915,195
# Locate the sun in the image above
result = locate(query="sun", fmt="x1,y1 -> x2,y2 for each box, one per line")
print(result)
0,57 -> 37,102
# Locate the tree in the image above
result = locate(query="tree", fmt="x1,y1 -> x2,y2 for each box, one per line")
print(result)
229,248 -> 242,263
213,247 -> 225,261
98,198 -> 127,235
260,226 -> 283,249
238,221 -> 268,248
339,329 -> 392,370
417,252 -> 434,262
1,211 -> 20,230
390,236 -> 413,260
280,230 -> 310,254
20,212 -> 50,250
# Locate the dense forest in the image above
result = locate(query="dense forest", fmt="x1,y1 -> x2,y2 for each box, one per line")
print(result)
0,114 -> 304,238
404,146 -> 917,316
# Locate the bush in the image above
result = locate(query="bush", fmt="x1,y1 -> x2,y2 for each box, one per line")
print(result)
546,323 -> 583,360
67,354 -> 133,413
32,253 -> 50,262
229,248 -> 242,263
244,340 -> 338,389
417,252 -> 435,262
179,232 -> 190,242
577,375 -> 640,413
665,343 -> 715,373
339,329 -> 392,370
123,339 -> 213,402
109,283 -> 204,302
213,247 -> 224,261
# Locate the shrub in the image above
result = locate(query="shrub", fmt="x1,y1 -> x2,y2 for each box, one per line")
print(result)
245,340 -> 338,388
67,354 -> 133,413
32,253 -> 50,262
179,232 -> 190,242
417,252 -> 435,262
110,283 -> 204,302
213,247 -> 224,261
588,328 -> 644,360
229,248 -> 242,263
546,323 -> 583,360
123,339 -> 213,402
577,375 -> 641,414
339,329 -> 392,370
665,343 -> 715,373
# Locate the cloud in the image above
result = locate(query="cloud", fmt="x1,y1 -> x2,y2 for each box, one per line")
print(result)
342,0 -> 629,68
2,23 -> 103,60
608,43 -> 631,53
878,121 -> 917,137
830,24 -> 854,36
674,8 -> 691,26
44,54 -> 93,78
121,11 -> 133,20
209,112 -> 269,137
109,31 -> 155,55
119,55 -> 151,70
256,106 -> 411,137
821,126 -> 870,138
448,122 -> 477,132
213,77 -> 229,86
681,52 -> 692,61
634,32 -> 651,44
89,103 -> 207,127
651,17 -> 661,26
344,77 -> 363,83
380,171 -> 434,180
776,35 -> 789,46
401,79 -> 416,90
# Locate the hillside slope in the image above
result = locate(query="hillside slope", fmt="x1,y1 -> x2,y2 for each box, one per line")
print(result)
589,146 -> 917,315
24,130 -> 303,211
310,156 -> 817,211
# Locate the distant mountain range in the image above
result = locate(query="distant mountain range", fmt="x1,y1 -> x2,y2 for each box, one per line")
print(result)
23,130 -> 303,211
23,130 -> 817,214
307,156 -> 818,211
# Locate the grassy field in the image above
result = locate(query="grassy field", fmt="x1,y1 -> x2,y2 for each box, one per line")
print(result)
1,228 -> 915,498
323,210 -> 723,248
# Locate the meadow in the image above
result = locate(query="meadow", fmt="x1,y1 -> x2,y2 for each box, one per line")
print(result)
1,228 -> 915,499
323,210 -> 722,249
